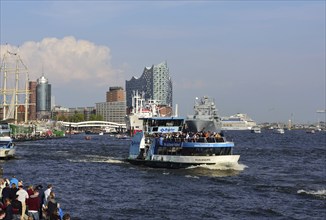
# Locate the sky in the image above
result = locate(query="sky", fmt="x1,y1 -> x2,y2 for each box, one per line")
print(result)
0,0 -> 325,124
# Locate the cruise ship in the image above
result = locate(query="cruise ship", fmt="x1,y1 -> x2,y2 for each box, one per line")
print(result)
221,113 -> 257,130
185,96 -> 221,133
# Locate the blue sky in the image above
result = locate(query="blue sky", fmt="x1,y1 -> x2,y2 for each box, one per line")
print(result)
0,0 -> 325,123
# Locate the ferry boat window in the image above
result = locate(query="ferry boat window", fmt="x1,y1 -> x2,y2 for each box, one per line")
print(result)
0,141 -> 9,147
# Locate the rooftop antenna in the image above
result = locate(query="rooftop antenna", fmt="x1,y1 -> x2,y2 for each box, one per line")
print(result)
42,63 -> 45,77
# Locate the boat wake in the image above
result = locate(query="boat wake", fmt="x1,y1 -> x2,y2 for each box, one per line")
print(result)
181,163 -> 247,177
184,175 -> 200,179
67,155 -> 125,164
297,189 -> 326,199
186,162 -> 247,171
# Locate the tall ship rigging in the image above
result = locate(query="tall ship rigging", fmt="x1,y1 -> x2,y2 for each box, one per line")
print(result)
0,50 -> 30,123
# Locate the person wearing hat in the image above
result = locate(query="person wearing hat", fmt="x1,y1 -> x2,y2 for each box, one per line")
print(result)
16,183 -> 29,220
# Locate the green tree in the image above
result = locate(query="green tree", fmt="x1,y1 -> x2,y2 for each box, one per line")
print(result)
89,114 -> 103,121
57,115 -> 68,121
69,113 -> 84,122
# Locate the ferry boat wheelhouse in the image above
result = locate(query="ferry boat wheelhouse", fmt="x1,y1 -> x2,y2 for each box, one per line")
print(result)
127,117 -> 239,169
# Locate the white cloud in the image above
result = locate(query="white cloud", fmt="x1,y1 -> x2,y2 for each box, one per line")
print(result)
0,36 -> 122,87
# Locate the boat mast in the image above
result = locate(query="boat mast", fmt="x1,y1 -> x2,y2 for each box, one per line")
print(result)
0,49 -> 30,123
14,58 -> 19,123
1,54 -> 8,120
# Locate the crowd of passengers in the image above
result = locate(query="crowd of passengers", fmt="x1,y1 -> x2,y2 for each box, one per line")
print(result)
149,131 -> 225,143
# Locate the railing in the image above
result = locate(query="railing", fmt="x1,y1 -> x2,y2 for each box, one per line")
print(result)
61,121 -> 126,129
158,136 -> 225,143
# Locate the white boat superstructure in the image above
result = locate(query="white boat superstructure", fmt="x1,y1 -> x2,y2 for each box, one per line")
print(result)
274,128 -> 285,134
221,113 -> 257,130
251,126 -> 262,133
0,136 -> 15,159
125,91 -> 162,135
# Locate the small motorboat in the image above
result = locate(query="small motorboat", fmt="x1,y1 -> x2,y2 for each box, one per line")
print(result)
0,136 -> 15,159
84,136 -> 92,140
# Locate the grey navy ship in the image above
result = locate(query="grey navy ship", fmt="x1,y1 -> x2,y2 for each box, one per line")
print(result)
185,96 -> 221,133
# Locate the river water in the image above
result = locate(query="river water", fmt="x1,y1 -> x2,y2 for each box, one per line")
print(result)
2,130 -> 325,219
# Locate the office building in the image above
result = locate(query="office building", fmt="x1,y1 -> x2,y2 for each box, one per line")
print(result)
96,87 -> 126,123
28,81 -> 37,120
106,87 -> 125,102
36,75 -> 51,119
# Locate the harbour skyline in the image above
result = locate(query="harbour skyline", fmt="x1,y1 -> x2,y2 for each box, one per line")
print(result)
0,1 -> 325,123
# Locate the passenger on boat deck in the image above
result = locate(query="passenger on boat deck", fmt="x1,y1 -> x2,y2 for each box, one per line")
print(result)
215,133 -> 221,139
159,136 -> 164,145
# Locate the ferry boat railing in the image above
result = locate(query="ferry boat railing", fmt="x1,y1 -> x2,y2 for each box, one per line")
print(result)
156,136 -> 225,143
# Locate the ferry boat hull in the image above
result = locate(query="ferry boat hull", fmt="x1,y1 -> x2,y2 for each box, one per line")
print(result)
127,155 -> 240,169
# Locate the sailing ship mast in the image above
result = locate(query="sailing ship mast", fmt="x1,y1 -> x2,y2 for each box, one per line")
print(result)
0,49 -> 30,123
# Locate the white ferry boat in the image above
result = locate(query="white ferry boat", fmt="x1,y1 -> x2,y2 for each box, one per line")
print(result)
221,113 -> 257,130
185,96 -> 221,133
127,117 -> 239,169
